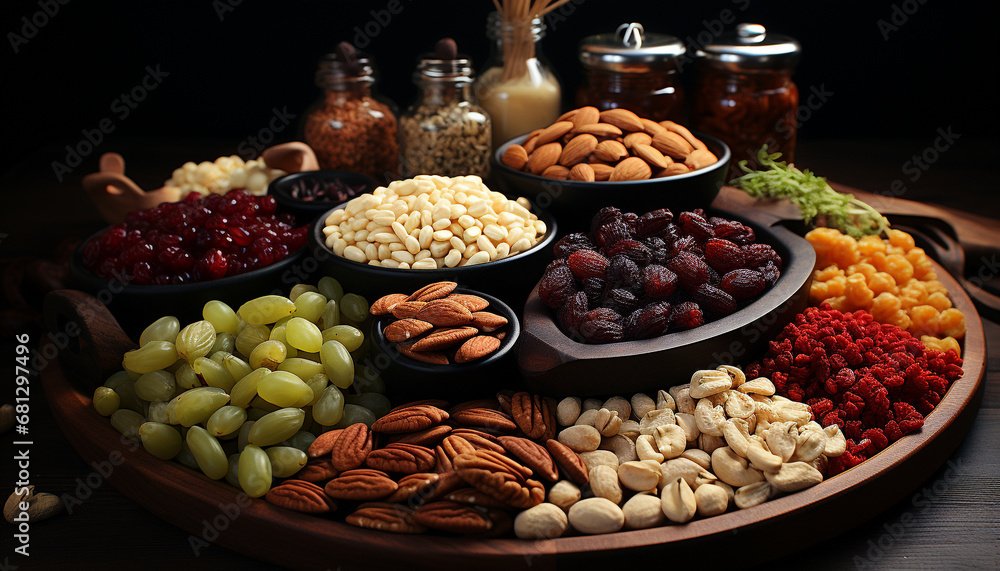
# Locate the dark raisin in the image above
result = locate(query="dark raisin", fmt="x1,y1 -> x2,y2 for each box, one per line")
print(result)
538,265 -> 577,309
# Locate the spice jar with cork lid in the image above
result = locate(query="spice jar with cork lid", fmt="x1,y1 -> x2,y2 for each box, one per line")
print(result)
475,10 -> 562,148
399,38 -> 492,178
576,22 -> 686,122
301,42 -> 399,182
691,23 -> 801,176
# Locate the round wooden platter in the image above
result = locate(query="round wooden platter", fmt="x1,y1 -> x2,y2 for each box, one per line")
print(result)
40,258 -> 986,571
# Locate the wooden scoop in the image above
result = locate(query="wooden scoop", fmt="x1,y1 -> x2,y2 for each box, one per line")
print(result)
82,153 -> 181,224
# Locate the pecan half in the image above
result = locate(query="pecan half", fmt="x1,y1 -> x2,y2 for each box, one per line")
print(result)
385,472 -> 460,506
449,429 -> 505,453
434,446 -> 454,473
346,502 -> 426,534
498,436 -> 559,482
511,393 -> 556,441
392,425 -> 453,447
296,458 -> 339,483
413,501 -> 494,534
330,423 -> 373,472
449,399 -> 502,415
365,443 -> 436,474
324,469 -> 398,501
545,439 -> 590,486
453,450 -> 544,509
265,479 -> 337,514
373,404 -> 450,434
307,428 -> 343,458
451,408 -> 517,433
443,487 -> 513,510
496,390 -> 514,415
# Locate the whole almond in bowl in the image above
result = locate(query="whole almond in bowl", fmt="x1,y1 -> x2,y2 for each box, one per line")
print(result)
369,283 -> 521,400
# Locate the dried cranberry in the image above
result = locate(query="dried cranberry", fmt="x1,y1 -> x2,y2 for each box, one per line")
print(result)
579,308 -> 624,344
595,220 -> 631,251
608,239 -> 652,265
623,302 -> 671,340
634,209 -> 673,238
604,288 -> 640,316
704,238 -> 746,273
590,206 -> 623,234
582,278 -> 606,307
678,211 -> 715,242
557,291 -> 589,340
605,255 -> 641,288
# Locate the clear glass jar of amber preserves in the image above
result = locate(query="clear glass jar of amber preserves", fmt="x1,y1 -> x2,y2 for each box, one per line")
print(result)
691,24 -> 800,177
576,23 -> 686,122
302,43 -> 399,182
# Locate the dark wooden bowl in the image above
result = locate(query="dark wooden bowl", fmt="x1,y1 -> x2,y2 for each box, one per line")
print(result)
308,201 -> 557,315
270,170 -> 378,226
369,288 -> 520,401
488,131 -> 731,225
517,204 -> 815,396
38,257 -> 986,569
69,230 -> 308,339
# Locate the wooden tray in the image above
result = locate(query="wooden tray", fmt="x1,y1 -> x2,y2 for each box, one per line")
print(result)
40,258 -> 986,571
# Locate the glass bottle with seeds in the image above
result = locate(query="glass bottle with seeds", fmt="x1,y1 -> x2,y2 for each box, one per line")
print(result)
399,39 -> 492,178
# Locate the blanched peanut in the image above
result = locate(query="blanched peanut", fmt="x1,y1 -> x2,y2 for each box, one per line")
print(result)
622,493 -> 665,530
515,503 -> 568,539
548,480 -> 582,511
694,482 -> 729,516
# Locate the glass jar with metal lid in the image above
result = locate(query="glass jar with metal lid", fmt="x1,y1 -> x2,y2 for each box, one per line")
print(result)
399,39 -> 492,178
576,22 -> 686,122
691,23 -> 801,176
301,42 -> 400,182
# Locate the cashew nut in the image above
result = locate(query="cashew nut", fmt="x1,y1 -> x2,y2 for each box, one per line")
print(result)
675,413 -> 700,442
694,481 -> 729,516
669,384 -> 696,414
575,408 -> 599,427
578,450 -> 620,473
717,364 -> 746,389
618,460 -> 661,492
694,398 -> 726,437
722,418 -> 751,458
558,425 -> 602,452
773,400 -> 811,426
724,390 -> 756,419
689,369 -> 733,399
619,420 -> 641,441
589,464 -> 623,504
602,396 -> 631,422
653,424 -> 687,459
734,481 -> 773,509
765,461 -> 823,492
655,389 -> 676,412
660,477 -> 697,523
636,434 -> 664,463
711,446 -> 765,487
791,429 -> 827,463
582,398 -> 603,412
746,438 -> 783,472
738,377 -> 776,396
639,408 -> 676,435
622,492 -> 665,530
659,457 -> 703,489
593,408 -> 623,437
823,424 -> 847,457
679,448 -> 712,471
765,421 -> 797,462
568,497 -> 624,535
599,433 -> 637,464
698,433 -> 726,454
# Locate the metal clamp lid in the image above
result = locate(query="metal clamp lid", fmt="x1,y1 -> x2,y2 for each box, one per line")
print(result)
696,23 -> 801,71
579,22 -> 686,71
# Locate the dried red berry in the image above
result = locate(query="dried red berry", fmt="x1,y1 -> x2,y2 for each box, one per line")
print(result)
669,301 -> 703,330
567,249 -> 609,279
557,291 -> 589,340
704,238 -> 746,273
667,252 -> 712,292
634,208 -> 673,238
623,302 -> 671,340
590,206 -> 624,234
678,211 -> 715,242
582,277 -> 606,307
579,308 -> 624,343
605,255 -> 641,288
720,269 -> 766,299
760,262 -> 781,287
642,265 -> 677,299
693,284 -> 737,315
553,233 -> 594,259
595,220 -> 631,250
745,243 -> 781,269
538,265 -> 576,309
604,288 -> 640,316
608,239 -> 652,265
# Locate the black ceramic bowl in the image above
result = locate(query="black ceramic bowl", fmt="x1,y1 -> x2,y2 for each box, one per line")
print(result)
369,288 -> 520,400
517,206 -> 815,397
270,170 -> 379,226
489,131 -> 730,225
69,230 -> 308,339
308,201 -> 557,313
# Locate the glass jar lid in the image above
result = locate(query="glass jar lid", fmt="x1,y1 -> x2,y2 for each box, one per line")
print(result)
696,23 -> 801,71
579,23 -> 685,72
316,42 -> 376,87
415,38 -> 475,84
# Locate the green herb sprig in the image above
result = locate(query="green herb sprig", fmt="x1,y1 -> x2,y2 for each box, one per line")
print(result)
730,147 -> 890,239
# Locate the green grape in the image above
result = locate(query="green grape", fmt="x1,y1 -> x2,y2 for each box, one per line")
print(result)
321,325 -> 364,352
293,291 -> 328,323
317,277 -> 345,304
235,324 -> 270,357
110,409 -> 145,441
289,284 -> 319,302
238,444 -> 271,498
222,354 -> 252,382
203,300 -> 240,335
321,300 -> 340,329
210,332 -> 236,355
134,370 -> 177,402
248,408 -> 305,447
230,368 -> 269,409
340,293 -> 369,323
93,386 -> 120,416
332,404 -> 375,429
285,317 -> 323,353
175,320 -> 217,362
238,295 -> 297,326
250,339 -> 287,370
344,392 -> 391,418
257,371 -> 314,408
172,387 -> 230,427
265,446 -> 307,478
123,341 -> 178,374
139,422 -> 182,459
192,357 -> 236,392
312,385 -> 345,426
139,316 -> 180,346
187,426 -> 228,479
207,405 -> 248,437
276,358 -> 325,382
320,340 -> 354,389
174,361 -> 200,390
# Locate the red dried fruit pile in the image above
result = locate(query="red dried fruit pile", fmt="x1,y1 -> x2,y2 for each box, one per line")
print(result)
83,190 -> 307,285
746,304 -> 963,475
540,206 -> 783,343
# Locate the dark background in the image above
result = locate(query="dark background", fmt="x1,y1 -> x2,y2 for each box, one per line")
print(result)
3,0 -> 997,161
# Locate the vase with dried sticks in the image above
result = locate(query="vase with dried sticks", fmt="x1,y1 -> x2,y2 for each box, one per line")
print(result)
475,2 -> 569,147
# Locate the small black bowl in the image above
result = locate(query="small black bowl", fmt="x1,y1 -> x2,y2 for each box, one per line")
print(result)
308,200 -> 557,314
270,170 -> 379,227
489,131 -> 730,226
70,230 -> 309,339
369,288 -> 520,401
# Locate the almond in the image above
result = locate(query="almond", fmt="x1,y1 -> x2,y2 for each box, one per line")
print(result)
526,142 -> 562,175
540,165 -> 570,180
657,163 -> 692,177
501,144 -> 529,171
633,144 -> 672,169
391,300 -> 427,319
454,335 -> 502,363
572,106 -> 601,129
471,311 -> 508,332
536,121 -> 575,145
642,118 -> 669,137
410,326 -> 478,351
623,132 -> 653,149
407,281 -> 457,302
574,123 -> 623,138
446,293 -> 490,312
558,134 -> 598,166
685,148 -> 719,170
609,157 -> 652,181
599,108 -> 644,132
556,108 -> 579,122
399,344 -> 450,365
651,131 -> 695,159
384,318 -> 434,343
593,140 -> 628,163
415,299 -> 473,326
660,120 -> 708,151
522,130 -> 543,154
568,163 -> 596,182
370,293 -> 408,316
589,163 -> 615,181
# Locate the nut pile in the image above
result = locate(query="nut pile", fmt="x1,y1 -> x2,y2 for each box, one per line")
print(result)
500,106 -> 718,181
166,155 -> 285,198
322,175 -> 546,269
540,206 -> 782,343
370,282 -> 509,365
96,278 -> 389,499
265,391 -> 588,537
515,365 -> 848,537
399,104 -> 492,178
806,227 -> 965,353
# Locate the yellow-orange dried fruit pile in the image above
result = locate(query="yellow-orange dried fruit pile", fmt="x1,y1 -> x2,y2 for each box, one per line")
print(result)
805,227 -> 965,354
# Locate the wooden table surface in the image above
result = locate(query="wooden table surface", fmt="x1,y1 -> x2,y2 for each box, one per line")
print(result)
0,139 -> 997,570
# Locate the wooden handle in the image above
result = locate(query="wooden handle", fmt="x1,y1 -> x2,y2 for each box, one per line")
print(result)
261,142 -> 320,174
42,289 -> 136,389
